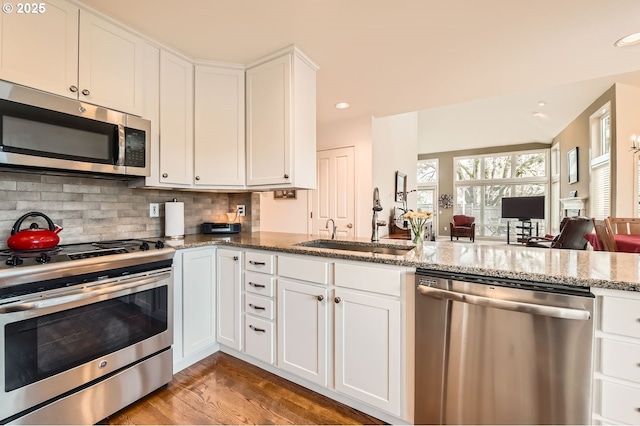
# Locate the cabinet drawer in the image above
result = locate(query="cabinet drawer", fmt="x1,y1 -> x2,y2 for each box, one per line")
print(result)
602,339 -> 640,384
245,251 -> 275,274
278,255 -> 329,284
244,271 -> 275,297
244,316 -> 274,364
335,262 -> 401,296
602,296 -> 640,339
601,380 -> 640,424
245,293 -> 274,320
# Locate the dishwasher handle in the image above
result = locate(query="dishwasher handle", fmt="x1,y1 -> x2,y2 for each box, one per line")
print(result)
417,284 -> 591,321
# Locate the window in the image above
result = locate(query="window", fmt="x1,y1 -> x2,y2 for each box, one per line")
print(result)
589,103 -> 610,220
550,144 -> 560,234
417,159 -> 438,229
453,150 -> 548,239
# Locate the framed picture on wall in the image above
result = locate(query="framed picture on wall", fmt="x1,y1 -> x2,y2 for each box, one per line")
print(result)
274,190 -> 296,199
395,171 -> 407,202
568,147 -> 579,184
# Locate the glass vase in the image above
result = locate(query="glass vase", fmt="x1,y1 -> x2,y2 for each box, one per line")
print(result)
411,225 -> 424,245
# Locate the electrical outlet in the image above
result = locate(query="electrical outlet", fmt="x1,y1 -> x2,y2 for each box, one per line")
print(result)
150,203 -> 159,218
237,205 -> 246,216
444,226 -> 447,231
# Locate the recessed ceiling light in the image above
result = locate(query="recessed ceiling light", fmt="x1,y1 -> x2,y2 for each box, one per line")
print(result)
538,101 -> 546,107
335,102 -> 350,109
614,32 -> 640,47
533,111 -> 546,118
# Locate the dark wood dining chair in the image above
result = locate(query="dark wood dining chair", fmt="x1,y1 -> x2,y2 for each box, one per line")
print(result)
593,218 -> 617,252
526,216 -> 593,250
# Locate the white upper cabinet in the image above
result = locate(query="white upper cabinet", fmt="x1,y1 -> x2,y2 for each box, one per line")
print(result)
0,0 -> 78,99
194,64 -> 245,187
246,45 -> 318,189
78,10 -> 144,115
0,2 -> 144,115
159,50 -> 194,186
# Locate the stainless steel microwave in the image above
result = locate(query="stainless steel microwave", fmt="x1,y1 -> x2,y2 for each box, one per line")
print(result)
0,81 -> 150,177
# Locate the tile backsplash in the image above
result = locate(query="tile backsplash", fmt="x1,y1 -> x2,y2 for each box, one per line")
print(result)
0,170 -> 258,249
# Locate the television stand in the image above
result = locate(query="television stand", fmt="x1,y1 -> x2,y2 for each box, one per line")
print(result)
507,219 -> 539,245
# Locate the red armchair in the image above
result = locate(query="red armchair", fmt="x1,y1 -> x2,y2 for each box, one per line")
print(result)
450,215 -> 475,242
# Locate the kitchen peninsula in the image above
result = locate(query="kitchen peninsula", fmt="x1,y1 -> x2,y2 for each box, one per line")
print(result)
170,231 -> 640,425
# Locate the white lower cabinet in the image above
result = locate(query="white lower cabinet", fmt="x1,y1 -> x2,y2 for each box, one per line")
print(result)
217,248 -> 242,350
277,278 -> 328,385
334,287 -> 401,415
173,247 -> 217,373
592,288 -> 640,425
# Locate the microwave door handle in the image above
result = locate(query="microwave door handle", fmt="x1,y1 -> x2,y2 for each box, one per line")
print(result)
0,272 -> 170,313
116,124 -> 125,166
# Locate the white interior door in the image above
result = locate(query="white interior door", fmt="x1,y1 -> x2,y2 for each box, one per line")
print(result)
312,147 -> 355,238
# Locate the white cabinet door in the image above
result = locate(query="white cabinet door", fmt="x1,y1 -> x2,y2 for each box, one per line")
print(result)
277,278 -> 328,385
217,248 -> 242,350
194,65 -> 245,187
78,10 -> 144,115
334,288 -> 401,416
246,54 -> 290,186
246,46 -> 318,189
159,50 -> 194,186
0,0 -> 78,99
182,248 -> 216,357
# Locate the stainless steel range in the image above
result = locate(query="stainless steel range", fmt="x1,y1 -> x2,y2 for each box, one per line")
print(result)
0,239 -> 175,425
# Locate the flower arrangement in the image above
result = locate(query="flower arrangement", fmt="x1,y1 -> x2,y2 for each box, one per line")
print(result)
403,210 -> 434,244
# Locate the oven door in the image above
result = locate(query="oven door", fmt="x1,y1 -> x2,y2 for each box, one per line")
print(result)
0,268 -> 173,422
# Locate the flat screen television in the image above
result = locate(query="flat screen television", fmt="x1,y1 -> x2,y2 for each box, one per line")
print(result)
501,196 -> 545,220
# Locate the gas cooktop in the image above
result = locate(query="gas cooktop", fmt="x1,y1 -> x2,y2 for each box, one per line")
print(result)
0,239 -> 167,268
0,239 -> 175,291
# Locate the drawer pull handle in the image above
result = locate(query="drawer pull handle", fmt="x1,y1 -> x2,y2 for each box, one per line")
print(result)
249,325 -> 266,333
249,282 -> 266,288
249,261 -> 266,266
249,303 -> 266,311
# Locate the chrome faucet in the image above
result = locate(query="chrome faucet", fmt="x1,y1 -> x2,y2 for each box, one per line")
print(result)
325,218 -> 337,240
371,187 -> 386,242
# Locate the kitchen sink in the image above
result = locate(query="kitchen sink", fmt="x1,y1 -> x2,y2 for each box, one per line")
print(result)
295,240 -> 413,256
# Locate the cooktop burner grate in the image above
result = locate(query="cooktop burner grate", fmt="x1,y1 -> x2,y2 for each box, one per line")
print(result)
91,240 -> 141,249
0,247 -> 62,258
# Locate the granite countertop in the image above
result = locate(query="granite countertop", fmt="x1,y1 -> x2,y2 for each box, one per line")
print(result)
164,232 -> 640,292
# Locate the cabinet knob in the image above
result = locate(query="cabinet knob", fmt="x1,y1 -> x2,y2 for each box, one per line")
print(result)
347,223 -> 353,228
162,173 -> 168,178
334,297 -> 341,304
69,85 -> 78,93
317,295 -> 324,301
284,174 -> 289,179
79,106 -> 86,113
195,176 -> 201,180
81,88 -> 90,96
233,256 -> 238,261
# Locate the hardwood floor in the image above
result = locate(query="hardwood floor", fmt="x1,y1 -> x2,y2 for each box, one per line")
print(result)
101,352 -> 384,425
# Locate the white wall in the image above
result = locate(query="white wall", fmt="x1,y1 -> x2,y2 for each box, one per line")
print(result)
372,112 -> 419,237
614,83 -> 640,217
258,190 -> 309,234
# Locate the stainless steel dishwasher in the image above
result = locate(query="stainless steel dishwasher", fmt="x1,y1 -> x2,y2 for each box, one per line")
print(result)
415,269 -> 594,425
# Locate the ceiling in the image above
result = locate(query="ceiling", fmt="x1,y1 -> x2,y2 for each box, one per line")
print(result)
79,0 -> 640,153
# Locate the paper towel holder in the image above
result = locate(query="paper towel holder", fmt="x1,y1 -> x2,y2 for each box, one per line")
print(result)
165,198 -> 185,239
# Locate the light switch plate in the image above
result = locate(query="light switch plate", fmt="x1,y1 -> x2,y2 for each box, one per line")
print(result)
150,203 -> 159,218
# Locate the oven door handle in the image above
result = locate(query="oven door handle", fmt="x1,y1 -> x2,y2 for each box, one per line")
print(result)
417,284 -> 591,321
0,272 -> 171,313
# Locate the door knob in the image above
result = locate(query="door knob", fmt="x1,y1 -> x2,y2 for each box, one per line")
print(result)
346,223 -> 353,228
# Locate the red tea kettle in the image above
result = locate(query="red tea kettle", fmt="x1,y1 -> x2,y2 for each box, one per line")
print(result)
7,212 -> 63,251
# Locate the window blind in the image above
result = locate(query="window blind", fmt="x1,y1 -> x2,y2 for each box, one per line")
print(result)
590,161 -> 610,220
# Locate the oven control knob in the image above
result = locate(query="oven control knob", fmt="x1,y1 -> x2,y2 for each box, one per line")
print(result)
155,240 -> 165,249
139,242 -> 150,251
6,256 -> 23,266
36,253 -> 51,263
